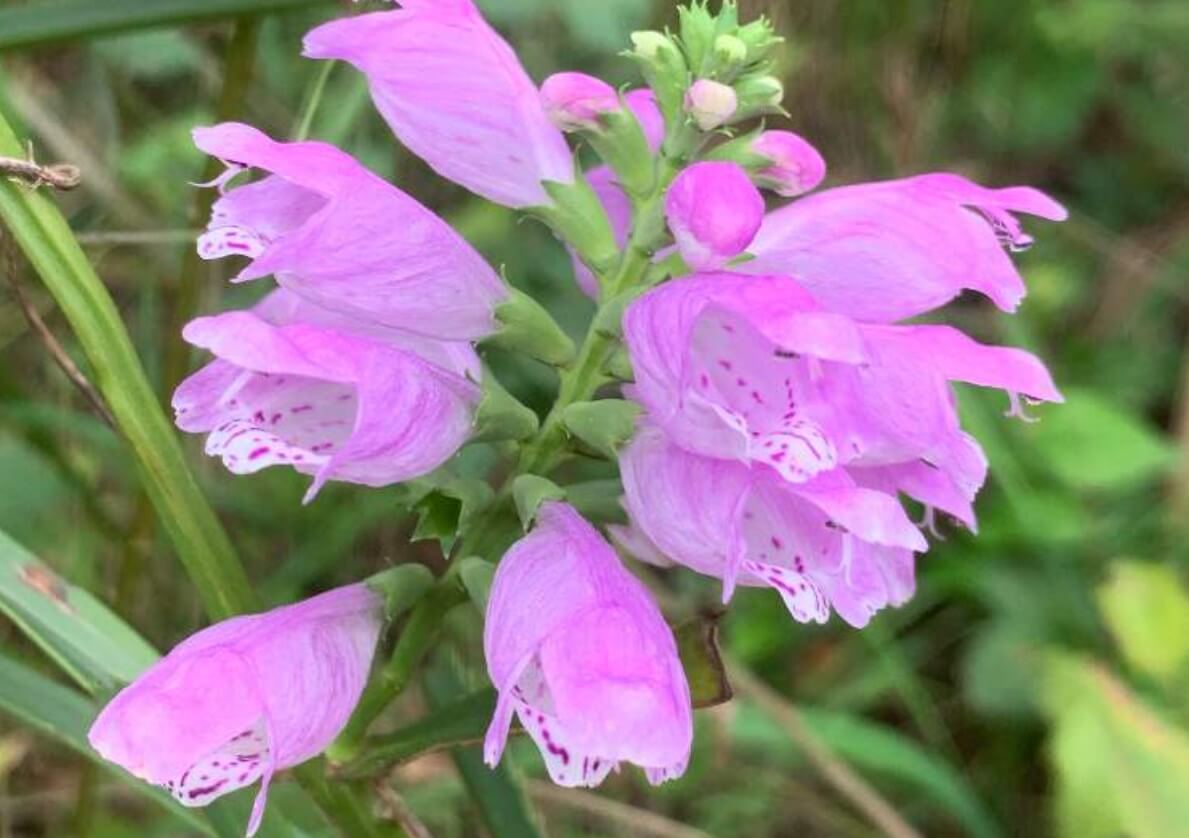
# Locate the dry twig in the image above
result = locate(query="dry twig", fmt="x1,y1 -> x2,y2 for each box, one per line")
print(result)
524,780 -> 713,838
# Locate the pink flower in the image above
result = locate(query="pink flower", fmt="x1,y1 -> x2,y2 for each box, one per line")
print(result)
88,584 -> 383,836
665,162 -> 765,271
173,290 -> 480,503
750,130 -> 827,196
622,272 -> 1060,531
621,424 -> 923,627
540,72 -> 621,131
745,172 -> 1068,322
194,122 -> 505,341
684,79 -> 737,130
484,503 -> 692,786
303,0 -> 574,208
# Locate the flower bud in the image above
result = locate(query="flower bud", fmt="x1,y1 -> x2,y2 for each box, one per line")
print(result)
713,34 -> 748,71
629,31 -> 689,128
631,30 -> 674,61
665,161 -> 765,270
540,72 -> 620,132
733,74 -> 784,119
684,79 -> 738,130
751,130 -> 827,196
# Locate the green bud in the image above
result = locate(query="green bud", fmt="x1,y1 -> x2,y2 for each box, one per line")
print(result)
713,34 -> 748,73
512,474 -> 566,530
628,30 -> 690,133
736,18 -> 782,63
472,368 -> 539,443
562,399 -> 641,460
607,346 -> 635,382
486,287 -> 576,367
592,287 -> 646,338
677,2 -> 716,73
733,73 -> 786,120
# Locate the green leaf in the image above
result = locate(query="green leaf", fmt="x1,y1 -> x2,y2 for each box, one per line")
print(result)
1043,654 -> 1189,838
1026,388 -> 1175,491
339,688 -> 498,780
0,111 -> 255,620
0,0 -> 334,51
674,615 -> 733,708
424,666 -> 542,838
1097,561 -> 1189,684
0,651 -> 213,835
511,474 -> 566,529
0,528 -> 157,694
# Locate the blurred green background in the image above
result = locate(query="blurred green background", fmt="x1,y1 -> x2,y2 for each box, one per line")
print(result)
1,0 -> 1187,835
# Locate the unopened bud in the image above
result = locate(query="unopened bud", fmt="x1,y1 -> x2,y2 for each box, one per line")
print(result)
751,131 -> 826,196
714,34 -> 748,69
540,72 -> 620,132
734,74 -> 784,118
665,161 -> 764,270
631,30 -> 673,61
684,79 -> 737,130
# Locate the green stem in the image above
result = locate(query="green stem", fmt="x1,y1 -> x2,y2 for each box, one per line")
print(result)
0,110 -> 255,620
292,60 -> 336,142
328,576 -> 468,763
292,764 -> 381,838
160,16 -> 261,397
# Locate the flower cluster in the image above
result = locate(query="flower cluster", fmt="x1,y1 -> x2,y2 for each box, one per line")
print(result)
88,1 -> 1065,832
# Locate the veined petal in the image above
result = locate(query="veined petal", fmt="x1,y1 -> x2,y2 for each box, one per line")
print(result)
303,2 -> 573,208
745,172 -> 1066,321
88,585 -> 382,833
174,310 -> 478,501
193,122 -> 506,341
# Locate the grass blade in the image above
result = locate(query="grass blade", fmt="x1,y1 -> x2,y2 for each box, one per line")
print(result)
0,109 -> 255,619
0,0 -> 333,51
0,527 -> 158,694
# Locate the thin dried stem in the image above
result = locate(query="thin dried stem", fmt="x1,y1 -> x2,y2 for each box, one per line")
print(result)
727,659 -> 923,838
373,781 -> 430,838
1,229 -> 114,427
523,780 -> 713,838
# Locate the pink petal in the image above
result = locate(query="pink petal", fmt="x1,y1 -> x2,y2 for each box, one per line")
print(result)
88,585 -> 382,828
665,162 -> 764,271
746,172 -> 1066,321
483,502 -> 692,784
303,2 -> 573,208
751,130 -> 827,197
193,122 -> 506,341
174,309 -> 478,501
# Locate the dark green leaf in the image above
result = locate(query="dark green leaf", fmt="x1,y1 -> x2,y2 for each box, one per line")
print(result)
674,615 -> 733,708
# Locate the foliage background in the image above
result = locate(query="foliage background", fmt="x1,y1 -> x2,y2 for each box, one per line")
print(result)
0,0 -> 1187,835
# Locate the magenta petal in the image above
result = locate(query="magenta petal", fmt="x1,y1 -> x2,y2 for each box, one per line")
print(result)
540,72 -> 619,131
88,585 -> 382,829
746,172 -> 1066,321
483,503 -> 692,785
751,130 -> 827,197
303,3 -> 573,208
193,122 -> 506,341
665,162 -> 764,271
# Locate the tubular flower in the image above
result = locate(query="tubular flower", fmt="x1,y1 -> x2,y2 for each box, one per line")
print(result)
173,290 -> 480,503
621,424 -> 923,627
303,0 -> 574,208
744,172 -> 1069,322
750,130 -> 827,197
484,503 -> 692,787
664,161 -> 766,271
88,584 -> 383,836
193,122 -> 506,341
623,272 -> 1060,492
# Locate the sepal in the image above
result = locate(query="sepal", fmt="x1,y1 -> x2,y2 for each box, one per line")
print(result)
455,556 -> 496,611
511,474 -> 566,530
364,564 -> 436,621
628,31 -> 690,132
562,399 -> 641,460
486,287 -> 576,366
529,164 -> 621,278
412,478 -> 496,553
587,103 -> 657,198
472,368 -> 540,443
